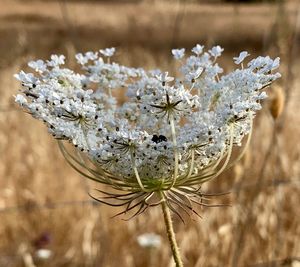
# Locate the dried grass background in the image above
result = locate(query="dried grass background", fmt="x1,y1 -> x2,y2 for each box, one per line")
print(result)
0,0 -> 299,266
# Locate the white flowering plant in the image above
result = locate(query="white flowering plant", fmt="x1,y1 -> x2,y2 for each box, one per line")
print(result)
14,45 -> 280,266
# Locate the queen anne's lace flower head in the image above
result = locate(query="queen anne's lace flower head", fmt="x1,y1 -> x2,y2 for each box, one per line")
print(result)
14,44 -> 280,218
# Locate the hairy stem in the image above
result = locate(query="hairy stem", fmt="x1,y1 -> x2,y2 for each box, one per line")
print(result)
159,191 -> 183,267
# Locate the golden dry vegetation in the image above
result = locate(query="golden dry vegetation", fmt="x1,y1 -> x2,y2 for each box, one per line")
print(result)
0,0 -> 299,266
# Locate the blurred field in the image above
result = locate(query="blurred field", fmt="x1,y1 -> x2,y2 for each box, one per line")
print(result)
0,0 -> 300,266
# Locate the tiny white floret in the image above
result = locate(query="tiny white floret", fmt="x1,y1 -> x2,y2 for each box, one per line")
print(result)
100,47 -> 116,57
192,44 -> 205,55
172,48 -> 185,60
233,51 -> 250,65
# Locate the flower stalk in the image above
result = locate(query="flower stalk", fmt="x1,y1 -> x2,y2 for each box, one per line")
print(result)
160,191 -> 184,267
169,113 -> 179,188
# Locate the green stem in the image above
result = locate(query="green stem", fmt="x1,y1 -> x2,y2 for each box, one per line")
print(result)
159,191 -> 184,267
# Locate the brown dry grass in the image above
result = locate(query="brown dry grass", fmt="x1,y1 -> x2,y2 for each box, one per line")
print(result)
0,1 -> 299,267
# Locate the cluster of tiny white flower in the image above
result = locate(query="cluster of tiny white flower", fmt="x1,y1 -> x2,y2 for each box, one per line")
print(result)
14,45 -> 280,216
